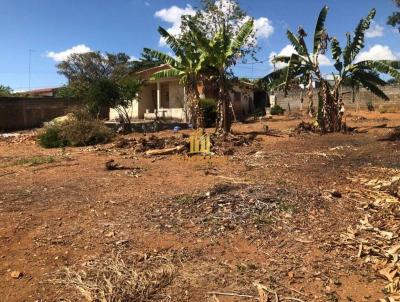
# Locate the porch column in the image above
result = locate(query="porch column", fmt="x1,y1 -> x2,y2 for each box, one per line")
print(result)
157,81 -> 161,110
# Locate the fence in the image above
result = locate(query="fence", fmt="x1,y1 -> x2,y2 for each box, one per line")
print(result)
0,97 -> 83,131
274,85 -> 400,112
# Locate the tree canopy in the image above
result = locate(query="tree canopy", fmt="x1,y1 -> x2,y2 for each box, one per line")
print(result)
388,0 -> 400,32
0,85 -> 13,97
263,6 -> 400,133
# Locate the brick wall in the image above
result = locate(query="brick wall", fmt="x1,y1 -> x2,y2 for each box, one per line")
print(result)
0,97 -> 83,131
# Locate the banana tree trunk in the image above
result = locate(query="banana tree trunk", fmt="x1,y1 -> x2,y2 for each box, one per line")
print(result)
307,79 -> 315,117
216,75 -> 232,134
317,80 -> 343,133
186,84 -> 204,129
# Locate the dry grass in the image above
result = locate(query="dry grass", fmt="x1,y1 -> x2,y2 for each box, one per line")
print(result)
51,253 -> 176,302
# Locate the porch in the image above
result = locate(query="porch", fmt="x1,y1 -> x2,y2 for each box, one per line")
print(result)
109,78 -> 187,122
140,80 -> 187,122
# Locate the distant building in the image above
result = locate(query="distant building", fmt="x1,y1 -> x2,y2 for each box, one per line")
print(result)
20,87 -> 60,97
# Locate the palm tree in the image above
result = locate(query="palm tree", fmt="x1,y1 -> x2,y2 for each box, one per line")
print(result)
144,25 -> 204,128
195,19 -> 254,134
264,7 -> 400,133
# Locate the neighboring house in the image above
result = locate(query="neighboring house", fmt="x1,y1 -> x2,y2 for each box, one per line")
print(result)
20,87 -> 60,97
109,65 -> 257,122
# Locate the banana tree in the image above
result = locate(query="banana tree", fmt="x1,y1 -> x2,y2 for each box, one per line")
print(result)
329,9 -> 400,123
264,7 -> 400,133
263,6 -> 333,129
144,25 -> 204,128
195,19 -> 254,134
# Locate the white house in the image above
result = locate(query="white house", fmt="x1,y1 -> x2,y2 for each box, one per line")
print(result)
110,65 -> 256,122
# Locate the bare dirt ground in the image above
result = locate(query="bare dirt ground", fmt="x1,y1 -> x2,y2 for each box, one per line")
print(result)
0,111 -> 399,302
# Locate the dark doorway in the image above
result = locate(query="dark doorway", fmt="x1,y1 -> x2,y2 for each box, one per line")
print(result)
254,90 -> 268,115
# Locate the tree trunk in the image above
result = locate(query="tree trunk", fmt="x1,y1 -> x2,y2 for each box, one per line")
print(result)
317,80 -> 343,133
307,80 -> 315,117
186,81 -> 204,129
216,76 -> 231,135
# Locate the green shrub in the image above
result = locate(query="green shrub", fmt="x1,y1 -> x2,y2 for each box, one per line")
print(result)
38,111 -> 114,148
270,104 -> 286,115
59,111 -> 114,146
200,98 -> 217,127
38,125 -> 69,148
378,106 -> 388,114
366,100 -> 374,111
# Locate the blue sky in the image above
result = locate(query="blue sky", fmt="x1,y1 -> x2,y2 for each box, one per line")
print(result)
0,0 -> 398,91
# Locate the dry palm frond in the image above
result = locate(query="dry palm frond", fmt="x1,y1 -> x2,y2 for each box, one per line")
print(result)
50,253 -> 176,302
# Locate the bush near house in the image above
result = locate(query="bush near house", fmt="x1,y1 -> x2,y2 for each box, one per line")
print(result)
270,104 -> 286,115
38,110 -> 114,148
200,98 -> 217,127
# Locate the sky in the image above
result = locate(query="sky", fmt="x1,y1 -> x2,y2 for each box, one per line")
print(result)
0,0 -> 398,91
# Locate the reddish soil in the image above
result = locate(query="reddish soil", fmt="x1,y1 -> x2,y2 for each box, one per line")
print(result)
0,110 -> 399,302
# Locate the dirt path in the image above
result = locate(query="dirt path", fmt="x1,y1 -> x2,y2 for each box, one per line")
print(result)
0,111 -> 399,301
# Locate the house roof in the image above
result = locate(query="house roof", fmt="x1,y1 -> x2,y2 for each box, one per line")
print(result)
134,64 -> 174,81
135,64 -> 170,75
24,87 -> 59,94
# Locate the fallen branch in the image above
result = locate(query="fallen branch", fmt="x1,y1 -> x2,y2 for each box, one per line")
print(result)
281,298 -> 306,302
208,291 -> 255,299
0,171 -> 16,178
294,238 -> 314,244
145,145 -> 184,156
276,282 -> 306,297
216,176 -> 252,184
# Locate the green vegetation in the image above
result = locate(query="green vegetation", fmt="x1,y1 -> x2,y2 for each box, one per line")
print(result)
38,111 -> 114,148
388,0 -> 400,32
56,52 -> 143,129
15,156 -> 56,166
270,104 -> 285,115
199,98 -> 217,127
0,156 -> 56,168
38,124 -> 69,148
0,85 -> 13,96
144,24 -> 204,128
264,6 -> 400,133
145,0 -> 255,134
379,106 -> 388,114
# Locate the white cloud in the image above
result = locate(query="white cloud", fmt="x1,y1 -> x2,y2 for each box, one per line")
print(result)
268,44 -> 332,69
269,44 -> 296,69
214,0 -> 236,15
254,17 -> 274,39
365,21 -> 384,38
47,44 -> 92,62
356,44 -> 398,62
144,1 -> 150,6
316,54 -> 333,66
154,5 -> 195,46
155,1 -> 274,47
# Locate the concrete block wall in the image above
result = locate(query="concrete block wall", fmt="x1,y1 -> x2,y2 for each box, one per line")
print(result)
0,97 -> 82,131
273,85 -> 400,112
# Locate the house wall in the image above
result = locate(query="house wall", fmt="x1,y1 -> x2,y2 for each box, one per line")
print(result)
140,84 -> 156,116
168,81 -> 185,108
0,97 -> 82,131
229,85 -> 254,120
109,81 -> 185,121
